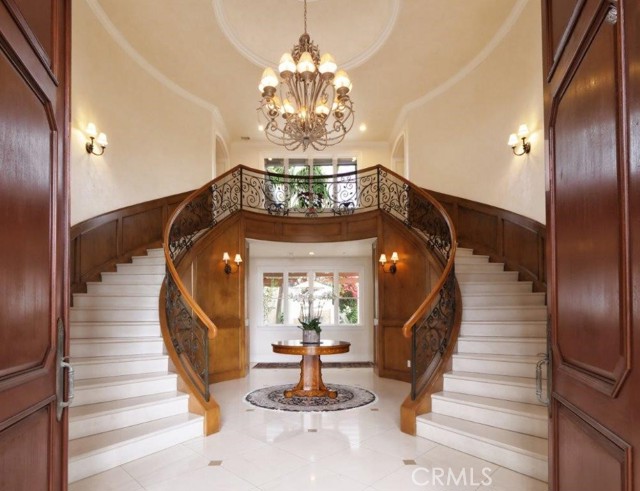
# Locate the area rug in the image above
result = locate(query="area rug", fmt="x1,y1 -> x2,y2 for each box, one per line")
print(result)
252,362 -> 374,369
245,384 -> 376,412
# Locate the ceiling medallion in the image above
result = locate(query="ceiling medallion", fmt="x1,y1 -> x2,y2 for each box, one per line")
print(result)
257,0 -> 354,151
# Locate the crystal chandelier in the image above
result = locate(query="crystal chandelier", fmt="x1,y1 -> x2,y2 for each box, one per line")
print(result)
257,0 -> 354,152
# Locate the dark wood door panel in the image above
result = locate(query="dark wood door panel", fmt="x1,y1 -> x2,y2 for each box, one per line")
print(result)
551,10 -> 628,394
0,407 -> 53,490
0,43 -> 55,379
554,399 -> 630,491
3,0 -> 57,77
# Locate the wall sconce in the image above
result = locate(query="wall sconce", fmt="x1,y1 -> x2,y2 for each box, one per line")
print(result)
379,252 -> 399,274
508,124 -> 531,156
223,252 -> 242,274
85,123 -> 108,156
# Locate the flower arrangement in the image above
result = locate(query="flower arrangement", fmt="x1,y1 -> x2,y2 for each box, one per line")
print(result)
290,288 -> 334,334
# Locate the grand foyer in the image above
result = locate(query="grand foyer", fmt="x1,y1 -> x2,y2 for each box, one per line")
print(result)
2,0 -> 639,490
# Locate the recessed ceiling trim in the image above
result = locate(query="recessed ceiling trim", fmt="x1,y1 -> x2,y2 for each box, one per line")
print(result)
87,0 -> 229,142
212,0 -> 400,71
391,0 -> 529,140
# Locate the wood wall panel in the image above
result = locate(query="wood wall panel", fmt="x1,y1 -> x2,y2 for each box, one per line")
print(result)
122,208 -> 163,252
378,214 -> 433,382
552,12 -> 627,392
5,0 -> 55,74
70,191 -> 191,294
0,407 -> 50,490
428,190 -> 546,292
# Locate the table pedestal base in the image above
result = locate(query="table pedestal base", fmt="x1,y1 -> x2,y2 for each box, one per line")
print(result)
283,355 -> 337,398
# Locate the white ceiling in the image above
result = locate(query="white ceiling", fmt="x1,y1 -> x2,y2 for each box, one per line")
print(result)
93,0 -> 520,144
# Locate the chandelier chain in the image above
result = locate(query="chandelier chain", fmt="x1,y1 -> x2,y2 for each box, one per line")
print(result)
304,0 -> 307,34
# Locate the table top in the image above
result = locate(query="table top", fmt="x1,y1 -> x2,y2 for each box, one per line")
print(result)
272,339 -> 351,356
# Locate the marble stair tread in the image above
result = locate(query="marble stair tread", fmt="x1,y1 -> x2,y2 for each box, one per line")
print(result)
453,352 -> 544,363
74,372 -> 176,390
146,248 -> 165,256
83,285 -> 162,296
454,254 -> 490,263
431,391 -> 548,420
69,413 -> 202,459
459,281 -> 533,292
69,391 -> 186,420
100,273 -> 166,284
460,320 -> 546,336
71,353 -> 168,365
417,413 -> 548,459
444,371 -> 537,387
456,248 -> 474,255
458,336 -> 546,344
71,336 -> 164,344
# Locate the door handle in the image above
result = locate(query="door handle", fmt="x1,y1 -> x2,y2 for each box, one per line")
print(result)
535,353 -> 549,406
56,318 -> 75,421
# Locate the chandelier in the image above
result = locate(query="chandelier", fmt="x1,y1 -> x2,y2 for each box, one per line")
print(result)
257,0 -> 354,152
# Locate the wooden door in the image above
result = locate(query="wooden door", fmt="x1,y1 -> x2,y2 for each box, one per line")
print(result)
0,1 -> 70,489
543,0 -> 639,489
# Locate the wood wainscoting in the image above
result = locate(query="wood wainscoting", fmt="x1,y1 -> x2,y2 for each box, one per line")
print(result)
70,191 -> 192,295
426,190 -> 546,292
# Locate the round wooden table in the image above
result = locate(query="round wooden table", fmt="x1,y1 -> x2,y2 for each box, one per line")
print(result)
271,340 -> 351,398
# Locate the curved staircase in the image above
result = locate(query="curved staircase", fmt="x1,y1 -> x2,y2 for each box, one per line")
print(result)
416,247 -> 549,482
68,249 -> 202,483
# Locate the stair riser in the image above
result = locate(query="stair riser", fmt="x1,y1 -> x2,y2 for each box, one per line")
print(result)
69,398 -> 188,439
73,296 -> 159,308
73,377 -> 177,406
457,340 -> 546,356
456,272 -> 519,283
87,284 -> 161,296
68,419 -> 202,483
443,378 -> 544,405
71,324 -> 160,338
117,264 -> 165,274
70,309 -> 159,322
146,249 -> 164,257
416,421 -> 547,482
74,358 -> 169,380
453,357 -> 547,379
431,399 -> 548,438
455,263 -> 505,273
101,274 -> 165,285
71,340 -> 164,357
132,256 -> 165,265
455,256 -> 490,264
456,249 -> 474,256
459,282 -> 532,294
462,309 -> 547,322
460,322 -> 546,338
462,295 -> 545,307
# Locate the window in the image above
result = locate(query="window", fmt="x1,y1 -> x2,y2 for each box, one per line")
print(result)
263,157 -> 357,176
261,269 -> 361,327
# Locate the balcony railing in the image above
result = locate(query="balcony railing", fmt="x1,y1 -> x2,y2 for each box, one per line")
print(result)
162,165 -> 457,414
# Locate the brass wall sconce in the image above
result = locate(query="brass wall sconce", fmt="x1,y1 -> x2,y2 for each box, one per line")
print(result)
379,252 -> 399,274
508,124 -> 531,156
85,123 -> 109,156
223,252 -> 242,274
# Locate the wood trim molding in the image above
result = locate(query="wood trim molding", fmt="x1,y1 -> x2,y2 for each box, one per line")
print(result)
69,191 -> 192,295
426,189 -> 547,292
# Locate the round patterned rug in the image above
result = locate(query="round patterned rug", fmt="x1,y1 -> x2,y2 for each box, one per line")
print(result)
245,384 -> 377,412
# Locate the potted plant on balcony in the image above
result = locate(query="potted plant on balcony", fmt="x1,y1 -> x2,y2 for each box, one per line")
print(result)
291,288 -> 333,344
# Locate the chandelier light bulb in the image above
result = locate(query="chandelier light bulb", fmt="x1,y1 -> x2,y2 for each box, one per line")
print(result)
259,67 -> 279,93
318,53 -> 337,74
296,52 -> 316,74
333,70 -> 352,93
282,99 -> 295,115
315,103 -> 330,117
278,53 -> 296,75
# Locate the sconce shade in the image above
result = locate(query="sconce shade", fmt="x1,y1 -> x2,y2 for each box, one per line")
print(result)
517,124 -> 530,138
222,252 -> 230,262
85,123 -> 97,138
390,252 -> 399,262
234,254 -> 242,264
507,133 -> 519,147
96,132 -> 108,147
379,254 -> 387,264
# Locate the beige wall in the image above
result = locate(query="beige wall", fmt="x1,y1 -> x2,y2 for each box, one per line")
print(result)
401,0 -> 545,223
70,0 -> 219,225
229,141 -> 391,173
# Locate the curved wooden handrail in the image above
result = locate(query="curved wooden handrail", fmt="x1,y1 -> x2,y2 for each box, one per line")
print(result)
401,184 -> 457,339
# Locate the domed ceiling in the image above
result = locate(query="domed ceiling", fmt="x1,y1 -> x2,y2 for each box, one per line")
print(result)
92,0 -> 521,144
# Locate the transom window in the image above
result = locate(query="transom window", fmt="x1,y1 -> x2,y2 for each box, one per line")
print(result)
262,269 -> 360,326
264,157 -> 357,176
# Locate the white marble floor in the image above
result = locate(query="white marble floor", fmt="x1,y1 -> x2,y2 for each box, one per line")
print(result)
69,368 -> 548,491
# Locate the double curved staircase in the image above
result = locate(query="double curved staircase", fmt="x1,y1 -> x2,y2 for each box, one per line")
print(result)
68,165 -> 548,484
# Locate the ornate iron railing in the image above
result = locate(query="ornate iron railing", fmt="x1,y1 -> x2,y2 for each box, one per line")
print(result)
162,165 -> 455,402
